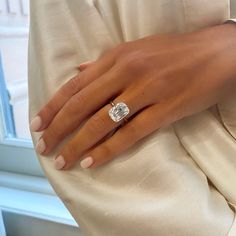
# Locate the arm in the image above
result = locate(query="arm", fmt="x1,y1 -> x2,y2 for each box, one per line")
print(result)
30,22 -> 236,169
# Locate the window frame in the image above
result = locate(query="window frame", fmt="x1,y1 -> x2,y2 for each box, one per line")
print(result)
0,53 -> 44,177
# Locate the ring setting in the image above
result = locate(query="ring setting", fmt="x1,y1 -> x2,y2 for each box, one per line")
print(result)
108,101 -> 129,122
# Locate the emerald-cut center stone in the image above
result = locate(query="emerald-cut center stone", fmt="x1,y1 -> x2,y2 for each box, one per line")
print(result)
109,102 -> 129,122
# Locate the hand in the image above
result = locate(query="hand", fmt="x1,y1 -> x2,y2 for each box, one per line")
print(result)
30,23 -> 236,170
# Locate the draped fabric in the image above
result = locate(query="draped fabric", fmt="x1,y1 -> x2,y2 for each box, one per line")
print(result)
28,0 -> 236,235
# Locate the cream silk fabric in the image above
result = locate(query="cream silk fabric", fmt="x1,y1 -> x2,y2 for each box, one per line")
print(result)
28,0 -> 236,235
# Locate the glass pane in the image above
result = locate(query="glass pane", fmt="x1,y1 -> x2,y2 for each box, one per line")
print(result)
0,0 -> 30,140
231,0 -> 236,18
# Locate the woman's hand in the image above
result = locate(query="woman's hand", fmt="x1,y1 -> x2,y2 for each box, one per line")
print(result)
30,23 -> 236,170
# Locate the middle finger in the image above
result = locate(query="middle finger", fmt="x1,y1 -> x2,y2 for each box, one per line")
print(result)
54,87 -> 150,169
37,63 -> 127,155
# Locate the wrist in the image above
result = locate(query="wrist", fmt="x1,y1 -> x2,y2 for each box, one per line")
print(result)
213,23 -> 236,99
216,22 -> 236,90
195,23 -> 236,100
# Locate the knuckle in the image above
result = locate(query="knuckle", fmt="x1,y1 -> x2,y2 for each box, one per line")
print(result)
44,126 -> 62,141
87,113 -> 107,135
43,102 -> 54,115
63,76 -> 80,95
98,144 -> 112,159
114,42 -> 128,58
67,145 -> 78,159
70,92 -> 86,108
126,53 -> 146,70
39,99 -> 57,119
121,53 -> 148,75
62,145 -> 78,164
38,103 -> 53,122
124,122 -> 139,140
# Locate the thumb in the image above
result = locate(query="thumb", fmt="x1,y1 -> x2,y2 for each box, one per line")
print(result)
78,60 -> 94,71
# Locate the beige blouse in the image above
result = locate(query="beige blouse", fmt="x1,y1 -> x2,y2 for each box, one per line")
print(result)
28,0 -> 236,235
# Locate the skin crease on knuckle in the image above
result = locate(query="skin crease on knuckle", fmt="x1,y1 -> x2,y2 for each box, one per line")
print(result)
39,104 -> 56,129
42,126 -> 64,155
86,113 -> 109,137
63,75 -> 81,95
60,146 -> 77,170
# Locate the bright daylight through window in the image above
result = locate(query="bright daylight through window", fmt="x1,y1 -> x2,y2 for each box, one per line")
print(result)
0,0 -> 30,140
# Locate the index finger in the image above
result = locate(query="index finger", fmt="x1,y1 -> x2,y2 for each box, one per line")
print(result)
29,52 -> 115,132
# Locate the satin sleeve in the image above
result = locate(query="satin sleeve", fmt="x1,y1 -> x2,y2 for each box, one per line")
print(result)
216,18 -> 236,139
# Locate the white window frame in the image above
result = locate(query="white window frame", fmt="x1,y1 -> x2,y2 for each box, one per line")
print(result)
0,26 -> 44,177
0,23 -> 78,231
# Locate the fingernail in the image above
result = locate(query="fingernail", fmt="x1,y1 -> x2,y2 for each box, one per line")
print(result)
30,116 -> 42,131
54,155 -> 66,170
36,137 -> 46,154
80,156 -> 94,169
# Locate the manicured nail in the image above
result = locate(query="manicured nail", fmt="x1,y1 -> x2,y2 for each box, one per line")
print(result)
54,155 -> 66,170
80,156 -> 94,169
36,137 -> 46,154
30,116 -> 42,131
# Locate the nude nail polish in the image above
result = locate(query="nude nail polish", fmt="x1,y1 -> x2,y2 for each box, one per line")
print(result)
54,155 -> 66,170
36,137 -> 46,154
30,116 -> 42,131
80,156 -> 94,169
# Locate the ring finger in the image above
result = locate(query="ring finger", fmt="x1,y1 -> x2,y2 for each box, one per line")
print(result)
37,63 -> 127,155
54,87 -> 150,170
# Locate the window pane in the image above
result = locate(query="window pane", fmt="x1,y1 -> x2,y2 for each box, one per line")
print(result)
231,0 -> 236,18
0,0 -> 30,140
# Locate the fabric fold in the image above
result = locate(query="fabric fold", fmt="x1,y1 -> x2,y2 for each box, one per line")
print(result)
28,0 -> 236,235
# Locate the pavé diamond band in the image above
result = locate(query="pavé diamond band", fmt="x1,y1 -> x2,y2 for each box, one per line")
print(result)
108,101 -> 129,123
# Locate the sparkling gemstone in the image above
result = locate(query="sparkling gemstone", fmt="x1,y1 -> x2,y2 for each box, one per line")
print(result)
109,102 -> 129,122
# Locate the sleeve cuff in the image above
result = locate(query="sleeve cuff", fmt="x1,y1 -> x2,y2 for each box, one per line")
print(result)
224,19 -> 236,24
216,18 -> 236,139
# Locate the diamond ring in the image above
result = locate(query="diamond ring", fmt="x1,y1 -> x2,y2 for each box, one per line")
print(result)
108,101 -> 129,123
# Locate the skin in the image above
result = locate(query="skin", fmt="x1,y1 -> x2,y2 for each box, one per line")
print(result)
30,22 -> 236,170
